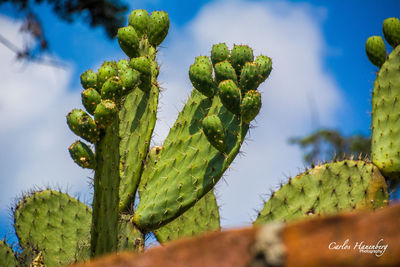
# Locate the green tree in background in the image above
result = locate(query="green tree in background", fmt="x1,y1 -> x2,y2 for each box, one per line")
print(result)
289,129 -> 371,165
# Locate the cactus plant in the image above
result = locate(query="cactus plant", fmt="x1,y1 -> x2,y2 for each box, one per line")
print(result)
3,9 -> 400,267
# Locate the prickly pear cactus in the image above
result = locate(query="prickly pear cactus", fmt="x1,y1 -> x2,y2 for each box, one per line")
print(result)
0,240 -> 17,266
133,44 -> 272,230
368,17 -> 400,186
255,160 -> 389,224
13,190 -> 92,266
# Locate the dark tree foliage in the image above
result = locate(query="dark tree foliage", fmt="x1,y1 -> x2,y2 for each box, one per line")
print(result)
289,129 -> 371,165
0,0 -> 128,38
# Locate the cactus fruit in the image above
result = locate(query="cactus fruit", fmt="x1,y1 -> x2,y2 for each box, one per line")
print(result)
66,109 -> 99,143
97,61 -> 118,89
254,160 -> 389,224
383,17 -> 400,48
81,88 -> 101,115
365,36 -> 386,67
13,190 -> 92,266
229,45 -> 254,76
189,58 -> 215,97
117,26 -> 140,58
214,61 -> 237,84
148,11 -> 170,47
80,70 -> 97,90
68,140 -> 96,169
128,9 -> 150,38
211,43 -> 230,66
0,240 -> 17,266
218,79 -> 241,115
202,115 -> 226,152
241,90 -> 262,124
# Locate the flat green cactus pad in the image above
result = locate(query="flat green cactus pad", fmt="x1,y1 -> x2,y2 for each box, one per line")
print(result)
254,160 -> 389,224
0,240 -> 17,266
154,190 -> 220,243
371,45 -> 400,182
14,190 -> 91,266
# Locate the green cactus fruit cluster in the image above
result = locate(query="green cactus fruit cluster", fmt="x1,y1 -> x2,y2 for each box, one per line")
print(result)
255,160 -> 389,224
154,190 -> 220,243
383,17 -> 400,48
133,44 -> 272,231
0,240 -> 17,266
365,36 -> 386,67
68,140 -> 96,169
13,190 -> 92,266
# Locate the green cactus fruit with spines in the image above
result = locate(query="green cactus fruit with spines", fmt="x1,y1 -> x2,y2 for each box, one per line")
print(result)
371,45 -> 400,183
0,240 -> 17,267
194,56 -> 213,69
117,26 -> 140,58
97,61 -> 119,92
366,36 -> 386,67
133,86 -> 250,230
94,100 -> 118,128
81,88 -> 101,115
383,17 -> 400,48
69,140 -> 96,169
66,109 -> 99,143
254,55 -> 273,84
239,62 -> 260,94
117,59 -> 130,70
120,68 -> 140,95
91,117 -> 121,256
241,90 -> 262,124
118,84 -> 159,211
189,61 -> 215,97
130,56 -> 152,76
118,215 -> 145,252
254,160 -> 389,225
14,190 -> 92,266
202,114 -> 226,152
211,43 -> 230,66
128,9 -> 149,38
230,45 -> 254,76
101,76 -> 123,101
80,70 -> 97,90
148,11 -> 169,47
154,190 -> 220,243
214,60 -> 237,85
218,79 -> 241,115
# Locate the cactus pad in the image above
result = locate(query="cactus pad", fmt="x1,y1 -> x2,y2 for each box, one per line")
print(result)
371,45 -> 400,181
154,190 -> 220,243
255,160 -> 389,224
0,240 -> 17,267
14,190 -> 91,266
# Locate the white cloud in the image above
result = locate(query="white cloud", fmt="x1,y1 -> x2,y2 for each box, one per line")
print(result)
0,15 -> 92,217
155,0 -> 343,228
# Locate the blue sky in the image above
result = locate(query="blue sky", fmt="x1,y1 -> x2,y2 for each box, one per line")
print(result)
0,0 -> 399,245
